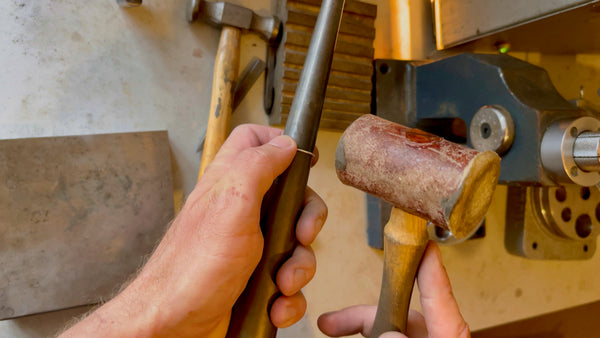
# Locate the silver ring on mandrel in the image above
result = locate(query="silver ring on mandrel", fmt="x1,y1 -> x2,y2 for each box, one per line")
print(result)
297,149 -> 315,157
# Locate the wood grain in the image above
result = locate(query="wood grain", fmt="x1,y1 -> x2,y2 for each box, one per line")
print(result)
271,0 -> 377,130
198,26 -> 241,179
371,208 -> 429,337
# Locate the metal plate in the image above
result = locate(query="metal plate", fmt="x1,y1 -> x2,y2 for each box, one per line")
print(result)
534,185 -> 600,241
505,185 -> 596,260
0,131 -> 174,319
433,0 -> 599,51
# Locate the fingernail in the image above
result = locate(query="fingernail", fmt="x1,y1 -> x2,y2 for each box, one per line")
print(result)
294,268 -> 309,288
268,135 -> 295,149
282,304 -> 298,327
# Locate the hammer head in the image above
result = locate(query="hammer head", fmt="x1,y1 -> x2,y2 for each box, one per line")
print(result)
187,0 -> 280,43
336,115 -> 501,238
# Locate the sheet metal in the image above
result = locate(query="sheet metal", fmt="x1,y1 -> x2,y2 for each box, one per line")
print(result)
0,131 -> 173,319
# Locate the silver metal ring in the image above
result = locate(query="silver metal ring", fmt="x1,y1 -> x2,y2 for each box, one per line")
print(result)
297,149 -> 315,157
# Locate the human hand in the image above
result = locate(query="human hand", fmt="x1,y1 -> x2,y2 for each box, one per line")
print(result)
60,124 -> 327,337
318,242 -> 470,338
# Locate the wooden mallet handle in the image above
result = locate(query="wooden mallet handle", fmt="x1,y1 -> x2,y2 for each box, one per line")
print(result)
371,208 -> 428,337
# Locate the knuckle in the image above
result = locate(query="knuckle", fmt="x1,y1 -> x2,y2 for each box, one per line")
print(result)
245,147 -> 273,167
231,123 -> 252,135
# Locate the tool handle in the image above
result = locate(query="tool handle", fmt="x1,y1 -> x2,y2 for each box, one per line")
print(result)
198,26 -> 241,179
370,208 -> 429,337
227,0 -> 345,337
227,152 -> 313,338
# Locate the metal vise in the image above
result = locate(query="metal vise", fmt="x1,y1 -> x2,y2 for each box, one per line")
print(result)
370,53 -> 600,259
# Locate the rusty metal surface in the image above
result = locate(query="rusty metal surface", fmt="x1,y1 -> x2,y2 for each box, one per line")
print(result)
0,131 -> 173,319
270,0 -> 376,130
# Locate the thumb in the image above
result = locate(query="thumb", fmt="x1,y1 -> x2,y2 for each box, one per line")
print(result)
417,242 -> 470,338
226,135 -> 297,198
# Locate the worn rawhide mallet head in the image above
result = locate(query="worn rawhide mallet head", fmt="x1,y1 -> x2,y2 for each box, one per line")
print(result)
335,114 -> 501,238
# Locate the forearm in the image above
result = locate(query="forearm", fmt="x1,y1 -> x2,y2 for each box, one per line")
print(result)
59,284 -> 160,338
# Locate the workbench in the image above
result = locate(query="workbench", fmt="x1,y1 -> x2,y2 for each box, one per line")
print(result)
2,0 -> 600,337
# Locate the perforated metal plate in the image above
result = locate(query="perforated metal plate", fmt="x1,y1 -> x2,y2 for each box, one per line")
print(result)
534,185 -> 600,241
505,185 -> 597,260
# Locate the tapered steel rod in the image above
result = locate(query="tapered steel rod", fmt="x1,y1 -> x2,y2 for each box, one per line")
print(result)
226,0 -> 345,337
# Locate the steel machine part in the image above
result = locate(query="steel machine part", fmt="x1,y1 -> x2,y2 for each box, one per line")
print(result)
0,131 -> 174,319
433,0 -> 600,54
506,185 -> 600,260
227,0 -> 345,336
370,53 -> 600,259
541,116 -> 600,187
336,114 -> 500,336
469,105 -> 515,155
267,0 -> 377,130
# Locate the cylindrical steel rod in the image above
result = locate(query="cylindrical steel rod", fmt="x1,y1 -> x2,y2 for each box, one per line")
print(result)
574,131 -> 600,172
284,0 -> 344,151
226,1 -> 345,337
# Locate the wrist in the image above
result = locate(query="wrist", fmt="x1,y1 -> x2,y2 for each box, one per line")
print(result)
60,277 -> 162,338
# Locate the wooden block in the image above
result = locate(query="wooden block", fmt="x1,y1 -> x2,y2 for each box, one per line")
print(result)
271,0 -> 377,130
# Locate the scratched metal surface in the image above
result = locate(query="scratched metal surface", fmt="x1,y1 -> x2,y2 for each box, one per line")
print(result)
0,131 -> 174,320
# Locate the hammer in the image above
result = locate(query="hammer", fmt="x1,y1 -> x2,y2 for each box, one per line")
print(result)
335,115 -> 501,336
187,0 -> 280,178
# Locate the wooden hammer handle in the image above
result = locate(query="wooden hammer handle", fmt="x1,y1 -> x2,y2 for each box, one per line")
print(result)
198,26 -> 241,179
370,208 -> 429,337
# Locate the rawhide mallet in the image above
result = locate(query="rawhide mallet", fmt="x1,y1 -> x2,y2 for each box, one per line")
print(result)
335,115 -> 501,337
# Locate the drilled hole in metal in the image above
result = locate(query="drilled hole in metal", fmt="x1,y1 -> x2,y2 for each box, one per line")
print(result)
571,167 -> 579,177
570,127 -> 579,137
581,187 -> 591,200
561,208 -> 572,222
532,242 -> 538,250
576,214 -> 593,238
434,226 -> 450,240
379,63 -> 389,74
480,122 -> 492,139
584,245 -> 589,252
555,186 -> 567,202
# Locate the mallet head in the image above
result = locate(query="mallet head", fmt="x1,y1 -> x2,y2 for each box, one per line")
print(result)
336,115 -> 501,238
